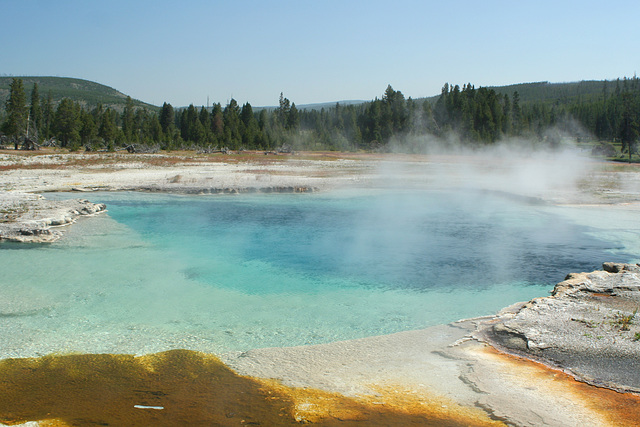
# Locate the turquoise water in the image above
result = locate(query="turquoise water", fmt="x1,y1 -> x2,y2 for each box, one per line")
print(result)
0,190 -> 634,357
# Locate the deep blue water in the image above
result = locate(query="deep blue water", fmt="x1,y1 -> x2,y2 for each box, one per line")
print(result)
103,190 -> 625,292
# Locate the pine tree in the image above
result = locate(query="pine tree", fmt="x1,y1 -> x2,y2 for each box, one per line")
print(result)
159,102 -> 175,135
288,103 -> 300,130
223,99 -> 242,148
210,103 -> 224,138
620,91 -> 639,161
3,78 -> 28,141
54,98 -> 81,148
277,93 -> 291,128
147,116 -> 163,144
79,110 -> 98,148
382,85 -> 408,134
199,106 -> 211,134
41,91 -> 54,140
511,91 -> 522,135
433,83 -> 450,132
501,94 -> 512,135
181,104 -> 199,142
121,96 -> 135,142
98,108 -> 118,148
258,109 -> 268,132
240,102 -> 254,127
240,102 -> 258,147
30,83 -> 42,140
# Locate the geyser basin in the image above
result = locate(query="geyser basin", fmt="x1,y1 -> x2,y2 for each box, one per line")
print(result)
0,190 -> 633,357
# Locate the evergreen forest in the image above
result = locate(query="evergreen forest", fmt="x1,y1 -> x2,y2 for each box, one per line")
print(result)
1,76 -> 639,157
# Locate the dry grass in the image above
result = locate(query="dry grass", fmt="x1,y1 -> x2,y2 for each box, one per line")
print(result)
0,149 -> 369,172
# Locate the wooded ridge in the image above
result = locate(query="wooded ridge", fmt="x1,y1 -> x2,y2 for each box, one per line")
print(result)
1,76 -> 638,157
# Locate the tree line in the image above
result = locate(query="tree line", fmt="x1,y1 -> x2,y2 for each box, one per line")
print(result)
2,77 -> 639,154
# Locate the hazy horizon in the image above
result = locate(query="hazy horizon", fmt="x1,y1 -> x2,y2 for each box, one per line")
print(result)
1,0 -> 639,108
2,74 -> 634,111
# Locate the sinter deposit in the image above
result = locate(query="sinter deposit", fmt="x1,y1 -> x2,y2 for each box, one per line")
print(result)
0,191 -> 106,242
476,262 -> 640,393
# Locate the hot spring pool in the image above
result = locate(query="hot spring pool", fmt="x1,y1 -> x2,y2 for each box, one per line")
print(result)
0,189 -> 637,357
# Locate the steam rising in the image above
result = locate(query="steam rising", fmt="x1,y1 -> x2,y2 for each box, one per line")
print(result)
329,127 -> 617,289
377,128 -> 597,204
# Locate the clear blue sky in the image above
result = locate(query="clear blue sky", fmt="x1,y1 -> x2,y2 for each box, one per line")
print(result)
2,0 -> 638,107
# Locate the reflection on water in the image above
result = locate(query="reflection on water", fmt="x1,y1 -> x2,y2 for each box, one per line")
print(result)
0,190 -> 634,357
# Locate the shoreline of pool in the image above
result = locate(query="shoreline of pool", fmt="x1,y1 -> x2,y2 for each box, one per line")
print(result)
3,151 -> 640,425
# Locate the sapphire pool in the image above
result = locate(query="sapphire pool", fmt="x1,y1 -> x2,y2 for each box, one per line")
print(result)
0,189 -> 635,357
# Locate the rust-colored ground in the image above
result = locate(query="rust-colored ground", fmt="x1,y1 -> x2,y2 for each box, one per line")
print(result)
482,346 -> 640,427
0,349 -> 501,426
0,149 -> 366,172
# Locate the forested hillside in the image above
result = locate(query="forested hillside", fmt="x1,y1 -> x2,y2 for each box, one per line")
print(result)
0,77 -> 153,113
1,76 -> 638,157
489,80 -> 611,104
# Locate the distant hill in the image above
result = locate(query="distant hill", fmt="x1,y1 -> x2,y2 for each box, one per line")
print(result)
488,80 -> 610,104
419,80 -> 616,105
225,100 -> 366,113
295,100 -> 366,111
0,76 -> 625,116
0,76 -> 156,112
